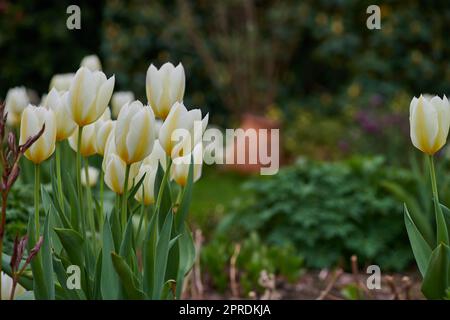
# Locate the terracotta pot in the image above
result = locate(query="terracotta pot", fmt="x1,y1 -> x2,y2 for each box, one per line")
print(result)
223,113 -> 282,174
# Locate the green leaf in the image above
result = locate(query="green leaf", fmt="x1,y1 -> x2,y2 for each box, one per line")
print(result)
111,253 -> 146,300
404,204 -> 432,277
421,244 -> 450,299
1,254 -> 33,290
27,213 -> 48,299
119,214 -> 135,258
127,173 -> 146,202
152,210 -> 174,299
101,218 -> 120,299
42,213 -> 55,299
175,161 -> 194,231
52,257 -> 84,300
143,211 -> 157,297
175,224 -> 196,298
54,228 -> 84,267
439,204 -> 450,244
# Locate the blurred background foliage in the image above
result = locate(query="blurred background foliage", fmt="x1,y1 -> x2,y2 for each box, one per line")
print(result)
1,0 -> 450,291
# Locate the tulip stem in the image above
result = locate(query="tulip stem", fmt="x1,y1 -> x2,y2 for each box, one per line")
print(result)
34,164 -> 40,238
76,126 -> 84,220
99,169 -> 104,229
427,155 -> 449,245
121,164 -> 131,228
55,142 -> 64,214
84,157 -> 96,251
154,159 -> 172,231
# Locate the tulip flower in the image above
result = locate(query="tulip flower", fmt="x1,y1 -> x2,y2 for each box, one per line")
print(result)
143,140 -> 167,170
81,166 -> 100,187
5,111 -> 20,127
49,73 -> 74,91
19,105 -> 56,164
410,95 -> 450,155
80,54 -> 102,71
115,100 -> 156,164
69,123 -> 98,157
44,88 -> 77,141
134,164 -> 158,205
1,272 -> 26,300
146,62 -> 185,119
66,66 -> 115,126
104,153 -> 140,195
96,119 -> 115,156
111,91 -> 134,119
159,102 -> 208,159
171,143 -> 203,186
5,87 -> 29,114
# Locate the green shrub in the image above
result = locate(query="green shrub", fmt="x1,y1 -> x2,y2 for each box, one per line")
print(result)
220,156 -> 414,270
201,233 -> 303,295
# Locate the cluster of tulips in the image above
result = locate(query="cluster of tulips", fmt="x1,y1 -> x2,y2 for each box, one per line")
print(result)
407,94 -> 450,299
1,56 -> 207,300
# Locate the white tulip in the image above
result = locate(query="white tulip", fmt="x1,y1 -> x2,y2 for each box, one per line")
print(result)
96,119 -> 115,156
1,272 -> 26,300
410,95 -> 450,155
146,62 -> 185,119
5,86 -> 29,114
66,67 -> 115,126
103,153 -> 140,194
111,91 -> 135,119
44,88 -> 77,141
81,166 -> 100,187
171,143 -> 203,186
159,102 -> 208,159
19,105 -> 56,164
80,54 -> 102,71
49,73 -> 74,91
134,164 -> 158,205
68,123 -> 97,157
115,100 -> 156,164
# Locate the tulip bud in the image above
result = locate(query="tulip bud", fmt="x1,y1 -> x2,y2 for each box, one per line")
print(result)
103,153 -> 140,194
410,95 -> 450,155
1,272 -> 26,300
115,100 -> 156,164
111,91 -> 135,119
19,105 -> 56,164
80,54 -> 102,71
66,67 -> 115,126
81,166 -> 100,187
159,102 -> 208,158
146,62 -> 185,119
44,88 -> 77,141
5,87 -> 29,114
134,164 -> 158,205
68,123 -> 97,157
171,143 -> 203,186
49,73 -> 75,91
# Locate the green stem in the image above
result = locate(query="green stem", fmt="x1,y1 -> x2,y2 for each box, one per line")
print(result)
154,159 -> 172,232
100,170 -> 104,222
34,164 -> 40,238
76,126 -> 84,218
121,164 -> 131,228
84,157 -> 96,251
55,142 -> 64,214
427,155 -> 449,245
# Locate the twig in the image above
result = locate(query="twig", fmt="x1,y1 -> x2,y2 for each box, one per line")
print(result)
230,243 -> 241,298
385,275 -> 400,300
317,268 -> 343,300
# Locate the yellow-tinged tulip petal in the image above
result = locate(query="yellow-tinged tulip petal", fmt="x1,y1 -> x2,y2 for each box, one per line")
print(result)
103,153 -> 140,194
410,95 -> 450,155
5,86 -> 29,114
81,166 -> 100,187
115,100 -> 156,164
49,73 -> 74,91
44,88 -> 77,141
111,91 -> 134,119
19,105 -> 56,164
96,119 -> 115,156
146,62 -> 185,119
68,123 -> 97,157
134,164 -> 158,205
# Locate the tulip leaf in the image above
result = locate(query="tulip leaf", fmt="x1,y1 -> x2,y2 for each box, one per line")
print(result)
175,223 -> 196,299
127,173 -> 146,202
1,254 -> 33,290
65,172 -> 81,232
404,204 -> 432,277
439,204 -> 450,243
119,214 -> 135,259
27,213 -> 48,299
421,244 -> 450,299
42,212 -> 55,299
111,252 -> 146,300
52,257 -> 83,300
101,218 -> 120,299
54,228 -> 85,268
152,209 -> 174,299
92,251 -> 103,300
143,210 -> 157,297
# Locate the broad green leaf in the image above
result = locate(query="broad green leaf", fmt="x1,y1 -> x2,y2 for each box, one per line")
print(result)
53,257 -> 83,300
152,210 -> 174,299
119,214 -> 135,259
404,204 -> 432,277
143,211 -> 157,297
101,218 -> 120,299
127,173 -> 146,202
54,228 -> 84,268
92,251 -> 103,300
111,253 -> 146,300
439,204 -> 450,243
421,244 -> 450,299
175,224 -> 196,298
27,213 -> 48,299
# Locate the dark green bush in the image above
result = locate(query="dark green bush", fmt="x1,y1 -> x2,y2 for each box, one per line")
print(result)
219,156 -> 414,271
